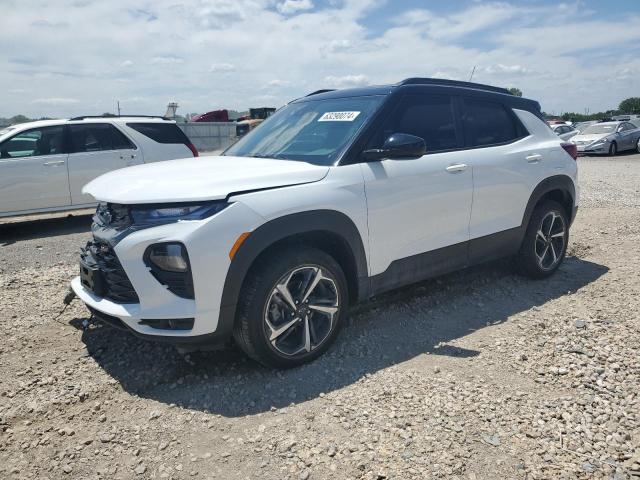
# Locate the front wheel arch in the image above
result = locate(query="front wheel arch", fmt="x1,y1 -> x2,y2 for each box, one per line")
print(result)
218,210 -> 368,337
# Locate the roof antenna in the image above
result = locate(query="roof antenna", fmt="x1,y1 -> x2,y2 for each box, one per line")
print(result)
468,66 -> 476,82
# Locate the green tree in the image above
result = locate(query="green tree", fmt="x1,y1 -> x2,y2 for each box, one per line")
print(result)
619,97 -> 640,114
508,87 -> 522,97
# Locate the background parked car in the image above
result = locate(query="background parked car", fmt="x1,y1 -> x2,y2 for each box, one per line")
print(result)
571,121 -> 640,156
552,124 -> 579,141
0,116 -> 198,218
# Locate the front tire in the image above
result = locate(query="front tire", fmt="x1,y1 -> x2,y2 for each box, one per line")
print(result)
233,247 -> 348,368
609,141 -> 617,156
517,200 -> 569,279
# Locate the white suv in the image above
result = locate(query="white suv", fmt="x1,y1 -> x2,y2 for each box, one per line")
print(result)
0,116 -> 198,218
71,78 -> 579,368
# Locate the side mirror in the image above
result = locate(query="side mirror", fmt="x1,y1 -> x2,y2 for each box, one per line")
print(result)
362,133 -> 426,160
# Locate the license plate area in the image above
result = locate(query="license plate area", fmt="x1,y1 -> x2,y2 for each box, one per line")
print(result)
80,258 -> 106,296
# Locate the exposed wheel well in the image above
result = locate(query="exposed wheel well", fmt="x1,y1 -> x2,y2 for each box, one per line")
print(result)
535,188 -> 573,221
242,230 -> 360,305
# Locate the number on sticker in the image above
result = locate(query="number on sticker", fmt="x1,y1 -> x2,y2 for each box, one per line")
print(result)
318,111 -> 361,122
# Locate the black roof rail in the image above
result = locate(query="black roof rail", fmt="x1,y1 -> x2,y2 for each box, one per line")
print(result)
398,78 -> 512,95
306,89 -> 336,97
69,115 -> 171,121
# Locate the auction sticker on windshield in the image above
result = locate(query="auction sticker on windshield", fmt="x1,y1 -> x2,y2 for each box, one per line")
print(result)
318,111 -> 361,122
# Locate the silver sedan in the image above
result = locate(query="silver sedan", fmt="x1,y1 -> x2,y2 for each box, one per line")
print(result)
571,121 -> 640,155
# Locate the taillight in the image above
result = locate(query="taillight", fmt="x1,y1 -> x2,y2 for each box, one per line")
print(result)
186,143 -> 199,157
561,142 -> 577,160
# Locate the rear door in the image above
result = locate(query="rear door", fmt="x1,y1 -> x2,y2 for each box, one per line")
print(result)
0,125 -> 70,214
67,122 -> 141,205
461,97 -> 536,254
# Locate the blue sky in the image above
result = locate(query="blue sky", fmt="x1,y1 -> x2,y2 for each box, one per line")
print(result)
2,0 -> 639,117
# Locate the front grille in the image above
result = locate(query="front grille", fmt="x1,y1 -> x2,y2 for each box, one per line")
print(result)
82,242 -> 139,303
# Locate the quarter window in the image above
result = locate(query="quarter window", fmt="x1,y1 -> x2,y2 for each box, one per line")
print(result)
368,94 -> 461,153
69,123 -> 135,153
0,126 -> 65,159
461,98 -> 524,147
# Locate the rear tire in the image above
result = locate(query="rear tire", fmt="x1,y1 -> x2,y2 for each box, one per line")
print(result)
516,200 -> 569,279
233,247 -> 348,368
636,138 -> 640,154
609,142 -> 617,156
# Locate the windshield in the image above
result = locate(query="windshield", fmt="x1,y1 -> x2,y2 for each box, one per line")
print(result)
582,124 -> 617,135
224,95 -> 385,165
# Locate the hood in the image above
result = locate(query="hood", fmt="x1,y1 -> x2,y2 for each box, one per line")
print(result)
83,156 -> 330,204
571,133 -> 610,144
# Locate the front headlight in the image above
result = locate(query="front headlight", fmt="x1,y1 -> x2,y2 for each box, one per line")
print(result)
130,201 -> 228,225
590,139 -> 608,148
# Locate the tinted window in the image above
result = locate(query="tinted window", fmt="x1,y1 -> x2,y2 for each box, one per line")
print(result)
0,126 -> 64,158
69,123 -> 135,153
127,123 -> 190,144
368,94 -> 461,153
462,99 -> 522,147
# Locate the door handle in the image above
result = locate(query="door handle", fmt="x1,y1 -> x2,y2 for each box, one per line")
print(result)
526,154 -> 542,163
120,154 -> 136,160
446,163 -> 467,173
43,160 -> 65,166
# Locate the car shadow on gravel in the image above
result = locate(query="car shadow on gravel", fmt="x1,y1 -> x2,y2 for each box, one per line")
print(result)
73,255 -> 608,417
0,214 -> 92,246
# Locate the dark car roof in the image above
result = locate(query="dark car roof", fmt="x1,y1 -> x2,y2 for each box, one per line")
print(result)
293,77 -> 542,117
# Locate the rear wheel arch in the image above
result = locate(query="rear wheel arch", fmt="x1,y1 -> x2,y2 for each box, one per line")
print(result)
218,210 -> 368,334
521,175 -> 575,232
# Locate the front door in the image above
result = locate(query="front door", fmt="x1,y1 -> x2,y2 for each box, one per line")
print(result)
360,93 -> 473,287
67,123 -> 139,205
0,125 -> 70,214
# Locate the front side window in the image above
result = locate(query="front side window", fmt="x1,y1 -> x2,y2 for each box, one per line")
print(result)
224,95 -> 385,166
69,123 -> 135,153
366,94 -> 461,153
462,98 -> 523,147
0,126 -> 64,158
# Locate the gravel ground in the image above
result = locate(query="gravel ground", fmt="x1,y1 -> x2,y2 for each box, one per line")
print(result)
1,153 -> 639,479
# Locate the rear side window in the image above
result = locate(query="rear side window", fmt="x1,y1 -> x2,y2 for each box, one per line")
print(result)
69,123 -> 136,153
461,99 -> 525,147
368,94 -> 462,153
126,122 -> 190,144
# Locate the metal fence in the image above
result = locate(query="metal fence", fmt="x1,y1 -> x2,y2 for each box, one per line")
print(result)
178,122 -> 237,152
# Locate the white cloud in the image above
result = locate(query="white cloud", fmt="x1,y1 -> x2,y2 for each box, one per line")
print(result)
277,0 -> 314,15
150,55 -> 183,65
31,97 -> 79,105
1,0 -> 638,118
268,79 -> 292,87
484,64 -> 530,75
209,63 -> 236,73
323,74 -> 369,88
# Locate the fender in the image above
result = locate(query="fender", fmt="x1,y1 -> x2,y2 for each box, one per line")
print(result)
216,209 -> 369,336
520,175 -> 576,232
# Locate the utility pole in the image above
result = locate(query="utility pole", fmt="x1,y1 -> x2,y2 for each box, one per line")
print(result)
468,66 -> 476,82
117,101 -> 121,116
